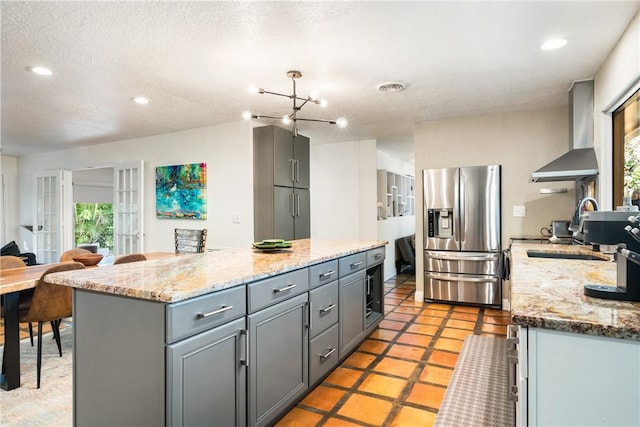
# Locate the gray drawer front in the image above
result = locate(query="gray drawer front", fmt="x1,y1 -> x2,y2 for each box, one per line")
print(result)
248,268 -> 309,313
309,323 -> 340,386
339,252 -> 367,277
309,280 -> 339,339
308,260 -> 339,289
366,247 -> 385,267
167,285 -> 246,343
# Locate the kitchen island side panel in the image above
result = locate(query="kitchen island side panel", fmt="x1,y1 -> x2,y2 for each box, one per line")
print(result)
74,289 -> 166,427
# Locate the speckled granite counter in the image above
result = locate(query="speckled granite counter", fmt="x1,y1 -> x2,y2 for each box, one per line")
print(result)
45,239 -> 386,303
510,242 -> 640,340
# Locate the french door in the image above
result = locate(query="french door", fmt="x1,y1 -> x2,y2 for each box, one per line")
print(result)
114,161 -> 144,255
33,170 -> 73,264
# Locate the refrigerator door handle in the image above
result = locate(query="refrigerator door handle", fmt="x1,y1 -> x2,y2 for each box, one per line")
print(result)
428,253 -> 498,262
429,273 -> 498,283
457,168 -> 464,245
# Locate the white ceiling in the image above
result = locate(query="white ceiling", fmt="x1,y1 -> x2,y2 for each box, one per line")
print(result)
2,1 -> 639,160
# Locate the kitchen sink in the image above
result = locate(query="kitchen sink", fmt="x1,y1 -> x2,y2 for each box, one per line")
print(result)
526,250 -> 607,261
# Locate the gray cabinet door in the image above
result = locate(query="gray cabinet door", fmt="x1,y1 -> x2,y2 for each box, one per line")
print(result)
274,186 -> 295,241
272,126 -> 295,187
293,134 -> 310,189
293,188 -> 310,239
248,293 -> 309,427
339,270 -> 366,359
167,317 -> 247,427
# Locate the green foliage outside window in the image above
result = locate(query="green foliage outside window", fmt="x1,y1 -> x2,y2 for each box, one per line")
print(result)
74,203 -> 114,252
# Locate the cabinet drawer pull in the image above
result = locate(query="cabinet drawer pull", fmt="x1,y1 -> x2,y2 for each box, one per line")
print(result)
319,347 -> 336,360
350,261 -> 363,268
273,283 -> 297,293
319,270 -> 336,279
320,303 -> 336,313
196,305 -> 233,319
374,253 -> 383,259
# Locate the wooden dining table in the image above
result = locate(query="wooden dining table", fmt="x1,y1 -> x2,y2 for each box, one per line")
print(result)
0,252 -> 175,391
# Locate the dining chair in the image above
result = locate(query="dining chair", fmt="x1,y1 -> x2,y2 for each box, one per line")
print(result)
174,228 -> 207,253
59,248 -> 92,262
0,255 -> 27,269
19,261 -> 85,388
113,253 -> 147,264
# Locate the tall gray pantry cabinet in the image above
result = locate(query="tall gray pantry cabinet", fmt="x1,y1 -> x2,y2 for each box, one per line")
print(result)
253,125 -> 311,242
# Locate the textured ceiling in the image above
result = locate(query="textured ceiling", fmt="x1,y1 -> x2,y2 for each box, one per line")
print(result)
2,1 -> 639,160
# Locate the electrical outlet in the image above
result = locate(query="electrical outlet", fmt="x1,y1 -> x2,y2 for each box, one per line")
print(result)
232,215 -> 241,224
513,205 -> 526,217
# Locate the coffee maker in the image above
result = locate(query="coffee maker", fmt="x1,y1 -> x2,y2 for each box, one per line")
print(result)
582,211 -> 640,302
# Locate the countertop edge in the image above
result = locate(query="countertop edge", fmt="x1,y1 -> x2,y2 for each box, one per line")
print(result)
46,240 -> 388,303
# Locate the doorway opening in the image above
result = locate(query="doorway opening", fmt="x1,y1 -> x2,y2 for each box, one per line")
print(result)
72,168 -> 114,256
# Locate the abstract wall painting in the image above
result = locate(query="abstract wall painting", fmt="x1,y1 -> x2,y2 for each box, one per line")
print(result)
156,163 -> 207,219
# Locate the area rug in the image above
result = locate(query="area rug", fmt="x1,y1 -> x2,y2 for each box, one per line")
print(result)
0,324 -> 72,426
434,335 -> 514,426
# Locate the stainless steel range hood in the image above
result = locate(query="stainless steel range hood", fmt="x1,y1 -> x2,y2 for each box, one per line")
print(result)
531,80 -> 599,182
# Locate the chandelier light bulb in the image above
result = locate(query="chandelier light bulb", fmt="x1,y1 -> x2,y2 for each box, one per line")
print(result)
336,117 -> 348,128
319,98 -> 328,108
242,110 -> 253,120
282,115 -> 292,125
247,85 -> 260,95
540,38 -> 567,50
27,66 -> 53,76
131,96 -> 150,105
309,90 -> 320,101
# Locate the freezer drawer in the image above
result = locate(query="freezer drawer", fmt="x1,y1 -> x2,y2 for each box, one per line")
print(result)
424,250 -> 500,276
424,272 -> 500,306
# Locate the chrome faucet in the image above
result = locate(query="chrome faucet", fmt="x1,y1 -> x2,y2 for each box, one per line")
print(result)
570,196 -> 599,237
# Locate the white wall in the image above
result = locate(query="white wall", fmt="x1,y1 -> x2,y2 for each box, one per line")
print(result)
1,155 -> 20,248
73,167 -> 114,204
310,139 -> 377,241
414,107 -> 576,303
376,150 -> 416,279
594,12 -> 640,210
18,121 -> 255,253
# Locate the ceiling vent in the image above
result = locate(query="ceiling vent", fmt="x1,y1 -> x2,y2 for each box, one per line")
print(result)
377,81 -> 407,93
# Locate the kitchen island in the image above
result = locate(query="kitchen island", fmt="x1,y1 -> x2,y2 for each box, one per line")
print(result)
509,242 -> 640,426
46,239 -> 387,427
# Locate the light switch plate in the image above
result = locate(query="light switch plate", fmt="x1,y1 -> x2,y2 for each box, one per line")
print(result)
513,205 -> 526,217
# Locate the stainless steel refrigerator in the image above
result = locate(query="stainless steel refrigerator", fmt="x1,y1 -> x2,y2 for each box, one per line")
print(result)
423,165 -> 502,307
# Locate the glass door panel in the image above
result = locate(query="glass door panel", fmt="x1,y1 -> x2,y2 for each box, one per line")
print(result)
114,161 -> 144,255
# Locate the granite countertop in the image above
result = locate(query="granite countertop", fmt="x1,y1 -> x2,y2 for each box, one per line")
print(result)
509,242 -> 640,341
45,239 -> 387,303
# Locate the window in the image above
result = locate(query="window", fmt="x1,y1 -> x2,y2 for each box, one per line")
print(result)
613,88 -> 640,207
74,202 -> 114,254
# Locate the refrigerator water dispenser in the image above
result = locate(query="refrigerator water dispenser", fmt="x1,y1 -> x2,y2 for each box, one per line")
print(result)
427,208 -> 454,238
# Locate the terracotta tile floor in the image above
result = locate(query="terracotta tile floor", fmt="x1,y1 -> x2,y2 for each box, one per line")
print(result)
276,273 -> 511,427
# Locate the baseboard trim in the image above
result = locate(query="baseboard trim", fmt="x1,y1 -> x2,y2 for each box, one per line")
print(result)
414,290 -> 424,302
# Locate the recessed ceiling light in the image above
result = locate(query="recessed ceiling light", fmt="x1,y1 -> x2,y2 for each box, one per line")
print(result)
541,38 -> 567,50
131,96 -> 150,105
26,66 -> 52,76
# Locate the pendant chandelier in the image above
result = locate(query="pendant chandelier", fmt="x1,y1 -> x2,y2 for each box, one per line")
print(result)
242,70 -> 347,136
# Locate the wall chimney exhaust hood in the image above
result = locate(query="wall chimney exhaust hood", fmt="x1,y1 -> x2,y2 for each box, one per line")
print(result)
531,80 -> 599,182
